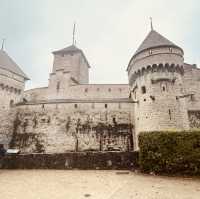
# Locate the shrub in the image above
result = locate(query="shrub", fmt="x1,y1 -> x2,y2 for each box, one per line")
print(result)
138,130 -> 200,175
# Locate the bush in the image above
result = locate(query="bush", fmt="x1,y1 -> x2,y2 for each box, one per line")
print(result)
138,130 -> 200,175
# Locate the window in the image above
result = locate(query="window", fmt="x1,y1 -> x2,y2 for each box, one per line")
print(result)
61,53 -> 65,57
162,86 -> 166,91
10,100 -> 14,107
113,117 -> 116,124
118,103 -> 121,109
169,109 -> 172,120
105,104 -> 108,108
141,86 -> 146,94
149,49 -> 153,55
169,48 -> 172,52
74,104 -> 78,108
56,81 -> 60,90
97,88 -> 100,91
85,88 -> 88,93
108,88 -> 111,92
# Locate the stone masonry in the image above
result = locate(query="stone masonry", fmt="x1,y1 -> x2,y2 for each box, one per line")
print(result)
0,27 -> 200,152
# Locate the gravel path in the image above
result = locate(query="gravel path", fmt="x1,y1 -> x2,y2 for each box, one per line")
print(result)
0,170 -> 200,199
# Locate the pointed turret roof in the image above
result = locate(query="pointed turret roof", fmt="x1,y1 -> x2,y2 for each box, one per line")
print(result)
0,49 -> 29,80
133,30 -> 183,57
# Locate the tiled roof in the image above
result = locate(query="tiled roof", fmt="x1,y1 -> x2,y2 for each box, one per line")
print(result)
0,49 -> 29,80
134,30 -> 182,56
52,44 -> 90,68
52,45 -> 81,54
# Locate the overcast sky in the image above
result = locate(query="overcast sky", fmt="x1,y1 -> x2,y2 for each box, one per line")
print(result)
0,0 -> 199,89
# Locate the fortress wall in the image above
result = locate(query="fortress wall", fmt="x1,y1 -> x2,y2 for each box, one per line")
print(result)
183,64 -> 200,110
0,108 -> 17,149
24,84 -> 130,101
9,101 -> 134,153
24,87 -> 48,101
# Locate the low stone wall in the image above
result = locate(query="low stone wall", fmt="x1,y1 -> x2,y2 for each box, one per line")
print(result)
0,152 -> 138,170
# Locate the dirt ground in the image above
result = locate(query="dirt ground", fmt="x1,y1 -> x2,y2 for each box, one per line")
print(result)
0,170 -> 200,199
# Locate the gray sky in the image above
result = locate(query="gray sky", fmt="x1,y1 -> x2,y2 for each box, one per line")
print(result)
0,0 -> 199,89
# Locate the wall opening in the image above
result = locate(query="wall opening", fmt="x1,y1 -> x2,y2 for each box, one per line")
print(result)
141,86 -> 146,94
105,104 -> 108,109
9,100 -> 14,107
169,109 -> 172,120
74,104 -> 78,108
56,81 -> 60,91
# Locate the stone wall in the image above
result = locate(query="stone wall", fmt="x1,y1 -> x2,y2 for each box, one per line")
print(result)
9,101 -> 134,153
1,152 -> 139,170
0,108 -> 17,149
188,111 -> 200,129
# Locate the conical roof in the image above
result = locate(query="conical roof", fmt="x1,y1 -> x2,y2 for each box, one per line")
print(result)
0,49 -> 29,80
133,30 -> 182,56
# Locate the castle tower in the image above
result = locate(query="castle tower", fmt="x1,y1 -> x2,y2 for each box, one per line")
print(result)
48,44 -> 90,96
0,48 -> 29,110
127,29 -> 189,149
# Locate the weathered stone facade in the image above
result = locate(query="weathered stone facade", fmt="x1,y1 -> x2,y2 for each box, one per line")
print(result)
0,27 -> 200,152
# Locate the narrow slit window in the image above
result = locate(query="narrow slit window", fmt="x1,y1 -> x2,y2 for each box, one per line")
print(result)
169,109 -> 172,120
141,86 -> 146,94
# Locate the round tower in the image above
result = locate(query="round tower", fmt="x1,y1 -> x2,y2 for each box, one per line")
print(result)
127,29 -> 189,149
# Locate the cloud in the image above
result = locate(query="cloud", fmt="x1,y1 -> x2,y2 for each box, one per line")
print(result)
0,0 -> 199,89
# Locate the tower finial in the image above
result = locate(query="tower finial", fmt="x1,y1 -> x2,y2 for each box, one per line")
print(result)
1,38 -> 5,50
150,17 -> 153,30
72,22 -> 76,45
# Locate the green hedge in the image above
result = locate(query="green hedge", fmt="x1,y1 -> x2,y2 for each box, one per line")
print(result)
138,131 -> 200,175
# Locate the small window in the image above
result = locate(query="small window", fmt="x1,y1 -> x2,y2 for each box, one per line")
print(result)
10,100 -> 14,107
141,86 -> 146,94
169,48 -> 172,52
105,104 -> 108,108
85,88 -> 88,93
169,109 -> 172,120
97,88 -> 100,91
113,117 -> 116,124
108,88 -> 111,92
42,104 -> 45,109
56,81 -> 60,90
162,86 -> 166,91
74,104 -> 78,108
149,49 -> 153,55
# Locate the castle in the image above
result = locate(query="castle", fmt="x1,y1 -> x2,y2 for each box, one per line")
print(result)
0,26 -> 200,153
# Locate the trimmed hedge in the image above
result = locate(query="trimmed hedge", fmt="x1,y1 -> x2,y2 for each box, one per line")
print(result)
138,130 -> 200,175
